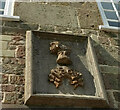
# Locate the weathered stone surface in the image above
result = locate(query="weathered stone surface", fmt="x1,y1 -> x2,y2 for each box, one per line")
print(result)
2,64 -> 24,74
8,45 -> 16,50
54,25 -> 68,32
78,9 -> 102,29
0,41 -> 8,50
2,93 -> 19,104
113,91 -> 120,102
48,2 -> 70,6
15,46 -> 25,58
1,84 -> 15,92
102,73 -> 119,90
0,92 -> 3,101
100,65 -> 120,74
0,57 -> 3,65
12,36 -> 24,41
94,44 -> 120,66
98,37 -> 110,45
98,31 -> 118,39
81,29 -> 98,36
3,21 -> 39,30
39,24 -> 54,32
0,35 -> 13,41
3,58 -> 11,64
109,38 -> 120,47
9,39 -> 25,45
1,1 -> 119,108
15,85 -> 24,93
1,26 -> 27,36
14,3 -> 78,28
16,98 -> 24,104
106,90 -> 115,108
1,74 -> 9,84
17,58 -> 25,65
10,75 -> 24,85
0,50 -> 15,57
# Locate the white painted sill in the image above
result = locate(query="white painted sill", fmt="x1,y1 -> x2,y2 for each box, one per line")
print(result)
0,15 -> 20,21
99,25 -> 120,33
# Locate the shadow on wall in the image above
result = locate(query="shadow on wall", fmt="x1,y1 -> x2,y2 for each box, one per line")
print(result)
92,40 -> 120,67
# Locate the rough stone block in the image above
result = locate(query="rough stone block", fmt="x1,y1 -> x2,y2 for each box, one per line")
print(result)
2,93 -> 19,104
102,73 -> 120,90
0,50 -> 15,57
1,26 -> 26,35
14,3 -> 78,28
1,84 -> 15,92
113,91 -> 120,102
98,31 -> 118,38
4,21 -> 19,28
0,92 -> 4,101
100,65 -> 120,74
78,9 -> 102,29
0,41 -> 8,50
1,74 -> 9,84
0,57 -> 3,65
15,46 -> 25,58
0,35 -> 13,41
17,58 -> 25,65
98,37 -> 110,45
3,58 -> 11,64
77,2 -> 99,11
2,64 -> 24,75
109,38 -> 120,47
15,85 -> 24,93
8,45 -> 16,50
19,23 -> 39,30
10,75 -> 24,85
39,25 -> 54,32
106,90 -> 115,108
94,44 -> 119,66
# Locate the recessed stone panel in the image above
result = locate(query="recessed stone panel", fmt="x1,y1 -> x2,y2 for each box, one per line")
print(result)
25,31 -> 109,107
14,3 -> 78,28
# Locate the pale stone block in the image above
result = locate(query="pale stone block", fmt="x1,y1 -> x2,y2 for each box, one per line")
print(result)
0,50 -> 15,57
0,41 -> 8,50
0,35 -> 13,41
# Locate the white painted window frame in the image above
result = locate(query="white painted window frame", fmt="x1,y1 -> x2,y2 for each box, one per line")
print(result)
0,0 -> 20,21
96,0 -> 120,32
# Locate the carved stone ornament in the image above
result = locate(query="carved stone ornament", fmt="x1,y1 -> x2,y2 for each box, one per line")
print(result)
50,41 -> 61,54
49,41 -> 71,55
56,50 -> 72,65
48,66 -> 84,89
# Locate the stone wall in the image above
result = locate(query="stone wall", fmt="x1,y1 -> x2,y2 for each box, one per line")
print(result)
0,2 -> 120,109
0,35 -> 25,104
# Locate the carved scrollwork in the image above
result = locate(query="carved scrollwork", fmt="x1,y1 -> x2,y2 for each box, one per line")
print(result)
48,66 -> 84,89
49,41 -> 84,89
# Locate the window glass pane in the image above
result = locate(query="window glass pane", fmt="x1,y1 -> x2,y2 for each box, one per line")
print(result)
115,3 -> 120,11
0,1 -> 5,9
108,21 -> 120,27
118,12 -> 120,16
101,2 -> 114,10
0,11 -> 4,15
104,11 -> 118,20
113,0 -> 120,3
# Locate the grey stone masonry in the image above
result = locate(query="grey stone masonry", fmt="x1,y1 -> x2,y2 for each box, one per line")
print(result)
1,1 -> 120,109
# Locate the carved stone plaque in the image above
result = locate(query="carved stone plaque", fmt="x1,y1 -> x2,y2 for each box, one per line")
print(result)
25,31 -> 109,108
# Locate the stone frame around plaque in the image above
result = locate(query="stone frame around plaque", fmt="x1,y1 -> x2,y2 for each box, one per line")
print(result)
25,31 -> 109,108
